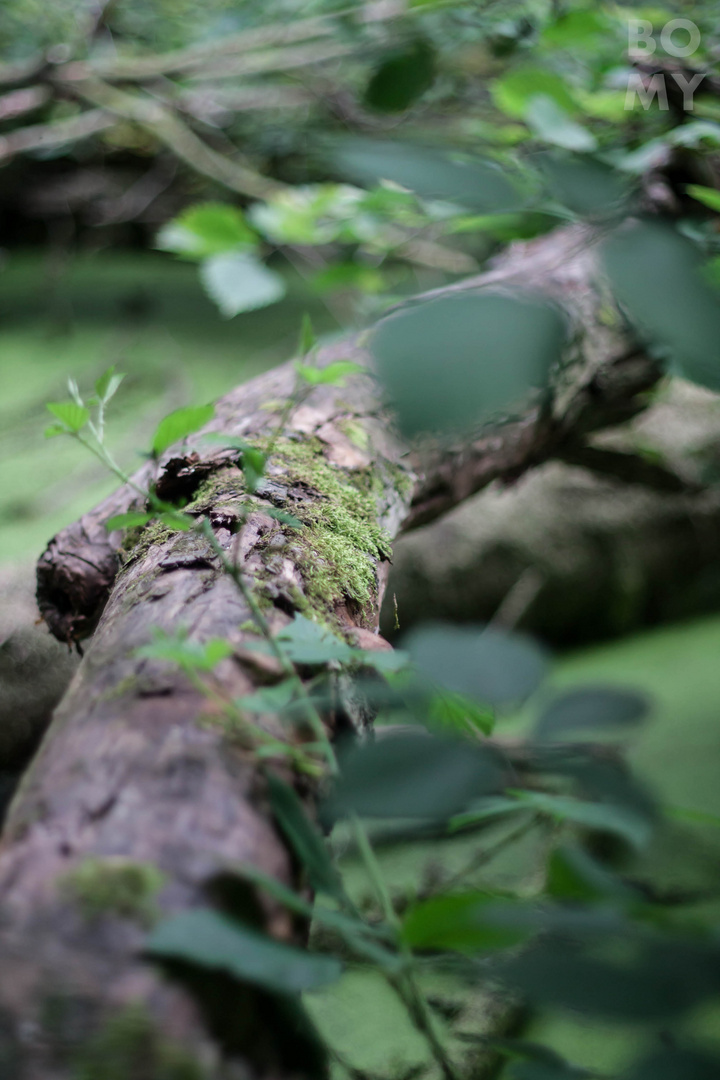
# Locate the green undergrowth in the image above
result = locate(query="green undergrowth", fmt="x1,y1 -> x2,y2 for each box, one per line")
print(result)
0,250 -> 338,564
61,857 -> 166,927
305,614 -> 720,1080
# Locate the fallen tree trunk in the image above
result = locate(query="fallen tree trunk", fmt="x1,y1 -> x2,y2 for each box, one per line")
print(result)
0,226 -> 667,1078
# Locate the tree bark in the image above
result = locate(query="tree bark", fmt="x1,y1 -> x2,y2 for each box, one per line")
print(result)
0,226 -> 667,1078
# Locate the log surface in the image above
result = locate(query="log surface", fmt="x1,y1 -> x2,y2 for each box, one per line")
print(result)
0,227 -> 667,1077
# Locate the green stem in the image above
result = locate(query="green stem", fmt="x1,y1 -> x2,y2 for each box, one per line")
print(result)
351,815 -> 461,1080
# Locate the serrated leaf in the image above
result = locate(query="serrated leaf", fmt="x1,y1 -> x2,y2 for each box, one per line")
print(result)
146,908 -> 341,993
200,252 -> 285,317
267,773 -> 345,902
364,38 -> 436,113
152,404 -> 214,456
105,511 -> 153,532
46,402 -> 90,433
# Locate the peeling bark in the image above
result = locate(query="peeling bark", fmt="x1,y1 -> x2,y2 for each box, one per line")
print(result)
0,226 -> 670,1077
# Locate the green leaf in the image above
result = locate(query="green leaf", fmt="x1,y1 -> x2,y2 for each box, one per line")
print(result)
136,630 -> 233,672
156,202 -> 257,259
240,446 -> 266,493
364,38 -> 436,113
323,732 -> 505,822
267,773 -> 346,902
546,845 -> 636,905
46,402 -> 90,433
686,184 -> 720,213
401,892 -> 529,953
371,293 -> 565,436
44,422 -> 68,438
539,154 -> 631,218
496,939 -> 720,1020
403,623 -> 548,709
157,511 -> 194,531
152,404 -> 214,457
276,615 -> 355,665
95,365 -> 125,404
540,8 -> 609,48
266,507 -> 303,529
105,511 -> 153,532
428,689 -> 495,736
601,221 -> 720,391
200,252 -> 286,317
492,66 -> 578,120
534,686 -> 650,742
526,95 -> 597,152
236,681 -> 298,715
294,360 -> 364,387
332,138 -> 525,213
298,313 -> 316,357
509,790 -> 652,849
624,1047 -> 720,1080
146,908 -> 341,993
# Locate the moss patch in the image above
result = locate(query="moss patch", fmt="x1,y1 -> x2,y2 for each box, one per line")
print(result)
264,437 -> 391,621
62,857 -> 165,926
72,1005 -> 205,1080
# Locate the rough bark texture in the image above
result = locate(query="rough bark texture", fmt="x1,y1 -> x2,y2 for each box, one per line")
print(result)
0,226 -> 674,1078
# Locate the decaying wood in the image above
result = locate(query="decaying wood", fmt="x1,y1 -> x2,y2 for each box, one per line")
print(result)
0,226 -> 667,1077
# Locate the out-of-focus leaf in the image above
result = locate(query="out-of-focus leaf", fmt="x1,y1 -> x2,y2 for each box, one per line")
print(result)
136,629 -> 233,672
236,681 -> 298,715
623,1047 -> 720,1080
105,511 -> 153,532
539,154 -> 631,218
323,731 -> 506,822
297,312 -> 316,357
146,908 -> 341,993
364,38 -> 436,113
449,796 -> 527,832
526,96 -> 597,152
546,845 -> 637,904
428,689 -> 495,736
602,220 -> 720,390
371,293 -> 565,437
95,365 -> 125,404
294,360 -> 364,386
331,138 -> 526,213
496,939 -> 720,1020
510,790 -> 652,849
156,202 -> 257,259
540,8 -> 609,48
267,773 -> 345,902
152,404 -> 214,456
46,402 -> 89,433
492,66 -> 577,120
687,184 -> 720,213
266,507 -> 303,529
276,615 -> 355,665
403,623 -> 548,708
534,686 -> 650,742
200,252 -> 286,317
401,892 -> 529,953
